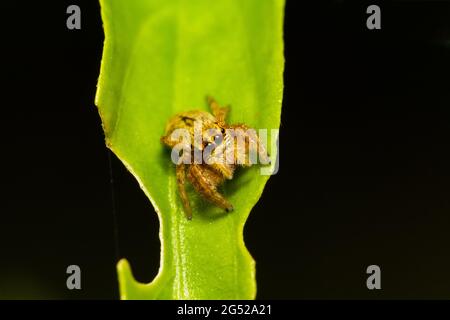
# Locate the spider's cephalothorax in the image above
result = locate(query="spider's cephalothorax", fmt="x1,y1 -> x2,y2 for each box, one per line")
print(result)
161,96 -> 270,219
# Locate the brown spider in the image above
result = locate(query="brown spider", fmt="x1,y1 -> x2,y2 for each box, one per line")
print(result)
161,96 -> 270,219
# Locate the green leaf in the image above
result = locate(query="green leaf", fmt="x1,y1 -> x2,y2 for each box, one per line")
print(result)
95,0 -> 285,299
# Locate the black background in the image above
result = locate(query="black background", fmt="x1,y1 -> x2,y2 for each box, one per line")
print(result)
3,0 -> 450,299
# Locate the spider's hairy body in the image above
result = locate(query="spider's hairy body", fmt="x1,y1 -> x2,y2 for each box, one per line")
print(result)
161,96 -> 269,219
163,110 -> 219,139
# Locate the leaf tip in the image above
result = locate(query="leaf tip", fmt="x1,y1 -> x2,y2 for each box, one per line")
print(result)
116,258 -> 137,300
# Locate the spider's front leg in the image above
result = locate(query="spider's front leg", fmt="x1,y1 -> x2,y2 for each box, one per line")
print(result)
187,164 -> 234,212
229,124 -> 271,166
206,96 -> 229,125
176,163 -> 192,220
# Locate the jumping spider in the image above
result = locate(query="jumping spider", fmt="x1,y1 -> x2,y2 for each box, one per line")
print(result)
161,96 -> 270,219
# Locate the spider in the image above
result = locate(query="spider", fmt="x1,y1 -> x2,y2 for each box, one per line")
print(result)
161,96 -> 270,219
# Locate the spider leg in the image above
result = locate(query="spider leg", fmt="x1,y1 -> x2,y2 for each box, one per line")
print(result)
206,96 -> 229,124
160,134 -> 172,146
176,164 -> 192,220
187,164 -> 233,212
248,130 -> 271,165
229,123 -> 271,165
209,163 -> 235,180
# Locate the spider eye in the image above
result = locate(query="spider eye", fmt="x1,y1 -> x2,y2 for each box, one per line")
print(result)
221,128 -> 225,134
213,134 -> 223,145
